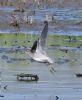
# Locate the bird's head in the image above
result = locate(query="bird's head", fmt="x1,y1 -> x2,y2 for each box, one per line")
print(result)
44,21 -> 48,25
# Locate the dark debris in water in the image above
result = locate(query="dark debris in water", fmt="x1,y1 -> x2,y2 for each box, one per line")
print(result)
1,55 -> 8,60
56,96 -> 59,100
59,48 -> 68,53
76,73 -> 82,78
0,95 -> 4,97
50,44 -> 60,47
4,85 -> 8,90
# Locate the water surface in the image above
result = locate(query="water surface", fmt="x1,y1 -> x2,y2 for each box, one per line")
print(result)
0,34 -> 82,100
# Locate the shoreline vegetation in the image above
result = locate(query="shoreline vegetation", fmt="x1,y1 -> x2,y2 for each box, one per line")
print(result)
0,33 -> 81,47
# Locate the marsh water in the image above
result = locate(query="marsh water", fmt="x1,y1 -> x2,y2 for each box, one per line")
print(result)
0,34 -> 82,100
0,0 -> 82,100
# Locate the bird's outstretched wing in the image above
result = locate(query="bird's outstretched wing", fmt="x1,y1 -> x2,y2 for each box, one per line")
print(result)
37,21 -> 48,53
30,21 -> 48,54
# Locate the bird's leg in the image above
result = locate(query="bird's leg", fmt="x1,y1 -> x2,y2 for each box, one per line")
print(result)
49,64 -> 55,73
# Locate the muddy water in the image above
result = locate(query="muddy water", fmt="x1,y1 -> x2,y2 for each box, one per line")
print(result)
0,34 -> 82,100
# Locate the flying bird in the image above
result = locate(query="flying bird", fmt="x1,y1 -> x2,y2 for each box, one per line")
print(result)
29,21 -> 53,64
27,21 -> 55,73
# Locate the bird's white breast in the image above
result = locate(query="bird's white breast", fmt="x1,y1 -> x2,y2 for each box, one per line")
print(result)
33,51 -> 53,64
